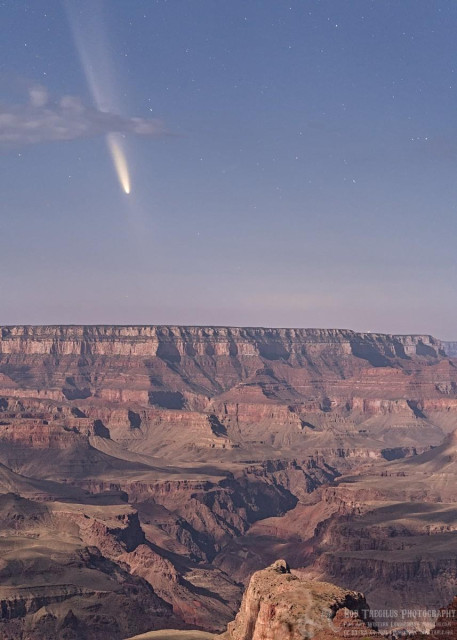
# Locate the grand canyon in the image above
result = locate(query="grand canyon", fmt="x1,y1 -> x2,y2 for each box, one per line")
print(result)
1,325 -> 457,639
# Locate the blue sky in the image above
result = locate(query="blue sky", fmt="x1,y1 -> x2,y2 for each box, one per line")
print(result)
1,1 -> 457,337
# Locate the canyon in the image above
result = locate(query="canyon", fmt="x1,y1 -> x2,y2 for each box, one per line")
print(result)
0,325 -> 456,638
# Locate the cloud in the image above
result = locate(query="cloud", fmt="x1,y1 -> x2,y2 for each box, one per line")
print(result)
0,86 -> 167,147
28,85 -> 48,108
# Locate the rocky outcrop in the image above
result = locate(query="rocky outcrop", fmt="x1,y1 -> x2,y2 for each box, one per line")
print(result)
428,596 -> 457,639
221,560 -> 379,640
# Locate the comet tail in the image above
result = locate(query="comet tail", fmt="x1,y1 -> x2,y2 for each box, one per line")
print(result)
107,133 -> 130,195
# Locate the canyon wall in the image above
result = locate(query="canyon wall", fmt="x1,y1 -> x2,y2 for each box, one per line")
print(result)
1,325 -> 457,639
0,325 -> 445,358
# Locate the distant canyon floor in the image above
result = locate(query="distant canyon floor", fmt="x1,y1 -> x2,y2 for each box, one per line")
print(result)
0,325 -> 456,639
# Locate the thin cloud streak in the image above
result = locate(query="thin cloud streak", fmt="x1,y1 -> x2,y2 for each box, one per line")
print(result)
0,85 -> 166,147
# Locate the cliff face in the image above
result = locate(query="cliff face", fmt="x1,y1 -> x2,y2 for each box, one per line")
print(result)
0,326 -> 447,405
0,325 -> 445,357
443,341 -> 457,358
0,325 -> 454,460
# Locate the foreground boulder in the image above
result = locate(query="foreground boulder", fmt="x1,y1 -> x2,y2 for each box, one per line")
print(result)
220,560 -> 379,640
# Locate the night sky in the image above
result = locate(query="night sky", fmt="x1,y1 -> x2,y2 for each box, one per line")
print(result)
1,1 -> 456,338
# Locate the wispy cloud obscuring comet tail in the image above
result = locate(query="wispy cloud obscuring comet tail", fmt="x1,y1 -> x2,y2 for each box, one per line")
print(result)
0,85 -> 166,147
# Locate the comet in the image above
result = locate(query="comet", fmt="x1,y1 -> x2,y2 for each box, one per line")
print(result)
107,133 -> 130,195
65,1 -> 133,195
